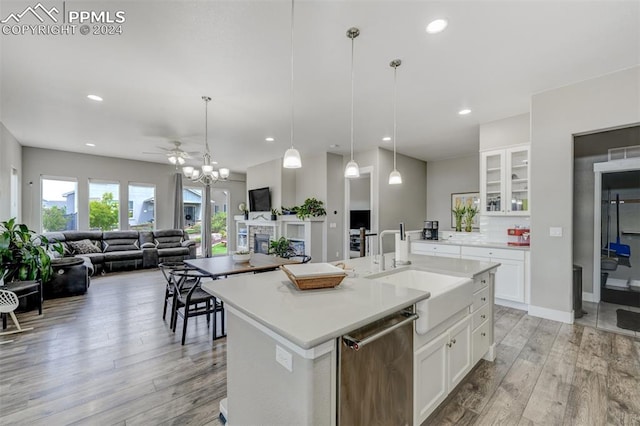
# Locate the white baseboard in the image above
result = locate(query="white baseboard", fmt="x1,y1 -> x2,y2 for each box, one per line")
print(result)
582,292 -> 595,303
495,298 -> 528,311
528,304 -> 573,324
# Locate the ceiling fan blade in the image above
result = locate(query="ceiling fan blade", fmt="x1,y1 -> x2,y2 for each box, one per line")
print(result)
142,151 -> 164,155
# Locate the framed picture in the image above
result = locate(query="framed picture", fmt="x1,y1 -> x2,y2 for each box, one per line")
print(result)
451,192 -> 480,229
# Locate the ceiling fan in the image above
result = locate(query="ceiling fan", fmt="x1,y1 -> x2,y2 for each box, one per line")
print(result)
142,141 -> 200,165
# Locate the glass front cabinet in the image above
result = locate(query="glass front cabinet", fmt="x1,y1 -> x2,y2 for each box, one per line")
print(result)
480,145 -> 530,216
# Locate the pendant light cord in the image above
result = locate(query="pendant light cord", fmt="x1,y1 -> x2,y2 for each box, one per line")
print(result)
205,98 -> 209,156
393,65 -> 397,170
350,33 -> 355,161
290,0 -> 295,150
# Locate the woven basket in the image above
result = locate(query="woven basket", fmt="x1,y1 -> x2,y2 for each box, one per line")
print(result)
281,266 -> 346,290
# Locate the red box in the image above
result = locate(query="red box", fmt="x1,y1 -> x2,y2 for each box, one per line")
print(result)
507,228 -> 530,246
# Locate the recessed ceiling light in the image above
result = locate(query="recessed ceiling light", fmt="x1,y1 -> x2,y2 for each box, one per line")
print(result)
426,19 -> 448,34
265,137 -> 275,142
458,109 -> 472,115
382,136 -> 392,142
87,94 -> 103,102
329,144 -> 340,148
85,143 -> 95,147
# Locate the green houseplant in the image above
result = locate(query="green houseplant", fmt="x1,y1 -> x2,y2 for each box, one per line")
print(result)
271,208 -> 280,221
463,200 -> 479,232
452,199 -> 466,232
296,198 -> 326,220
268,236 -> 294,258
0,218 -> 62,284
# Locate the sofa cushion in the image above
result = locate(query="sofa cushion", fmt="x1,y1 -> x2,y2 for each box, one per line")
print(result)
104,250 -> 143,261
63,231 -> 103,243
68,239 -> 102,254
158,247 -> 190,257
77,252 -> 105,264
153,229 -> 186,249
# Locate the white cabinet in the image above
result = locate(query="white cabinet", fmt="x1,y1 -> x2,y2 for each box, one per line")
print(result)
470,272 -> 492,365
414,316 -> 472,425
461,246 -> 526,305
480,145 -> 530,216
410,242 -> 461,259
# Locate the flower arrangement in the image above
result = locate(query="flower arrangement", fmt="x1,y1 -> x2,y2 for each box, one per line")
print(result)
452,199 -> 466,232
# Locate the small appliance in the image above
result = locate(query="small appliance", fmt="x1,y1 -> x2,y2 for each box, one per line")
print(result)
507,228 -> 530,246
422,221 -> 439,240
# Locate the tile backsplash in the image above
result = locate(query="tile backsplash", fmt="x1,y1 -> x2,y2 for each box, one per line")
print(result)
440,215 -> 530,243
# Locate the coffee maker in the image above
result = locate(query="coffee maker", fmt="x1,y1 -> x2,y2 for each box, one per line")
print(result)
422,220 -> 439,240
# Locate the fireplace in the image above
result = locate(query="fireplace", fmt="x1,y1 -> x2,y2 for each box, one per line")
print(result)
254,234 -> 271,254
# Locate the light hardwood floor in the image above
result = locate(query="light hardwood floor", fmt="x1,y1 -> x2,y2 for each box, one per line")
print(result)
1,269 -> 639,425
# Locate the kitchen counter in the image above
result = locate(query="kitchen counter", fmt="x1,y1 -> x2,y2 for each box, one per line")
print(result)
201,268 -> 429,350
411,238 -> 530,251
342,253 -> 499,278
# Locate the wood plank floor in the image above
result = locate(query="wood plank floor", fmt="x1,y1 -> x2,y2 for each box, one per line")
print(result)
1,269 -> 639,425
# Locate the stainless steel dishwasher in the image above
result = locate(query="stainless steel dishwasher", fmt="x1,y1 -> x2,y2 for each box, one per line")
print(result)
338,308 -> 417,426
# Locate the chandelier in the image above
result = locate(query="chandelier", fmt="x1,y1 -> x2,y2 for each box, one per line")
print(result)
182,96 -> 230,183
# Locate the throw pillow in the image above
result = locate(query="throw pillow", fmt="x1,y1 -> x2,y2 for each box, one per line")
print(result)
68,239 -> 101,254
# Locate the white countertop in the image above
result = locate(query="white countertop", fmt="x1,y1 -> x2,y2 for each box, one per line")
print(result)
202,255 -> 499,350
412,238 -> 530,251
202,270 -> 429,350
343,253 -> 499,278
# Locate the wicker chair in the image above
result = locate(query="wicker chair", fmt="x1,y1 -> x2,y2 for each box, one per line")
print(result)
0,289 -> 33,340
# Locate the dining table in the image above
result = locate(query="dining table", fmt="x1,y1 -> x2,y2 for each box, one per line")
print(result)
184,253 -> 299,278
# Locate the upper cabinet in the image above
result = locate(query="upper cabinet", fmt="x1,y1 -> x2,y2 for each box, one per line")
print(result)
480,145 -> 530,216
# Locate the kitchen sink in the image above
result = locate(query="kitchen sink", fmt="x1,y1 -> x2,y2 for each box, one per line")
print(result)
367,268 -> 473,334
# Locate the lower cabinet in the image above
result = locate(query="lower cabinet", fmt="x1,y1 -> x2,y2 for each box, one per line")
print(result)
410,242 -> 461,258
461,246 -> 526,304
414,315 -> 472,425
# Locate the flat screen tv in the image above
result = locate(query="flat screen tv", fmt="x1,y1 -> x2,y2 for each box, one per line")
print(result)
248,187 -> 271,212
350,210 -> 371,230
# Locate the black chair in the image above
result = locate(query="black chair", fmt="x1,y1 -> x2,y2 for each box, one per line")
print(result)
170,269 -> 225,345
159,262 -> 198,321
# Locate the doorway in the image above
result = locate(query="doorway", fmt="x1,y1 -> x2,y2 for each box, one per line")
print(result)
344,167 -> 375,259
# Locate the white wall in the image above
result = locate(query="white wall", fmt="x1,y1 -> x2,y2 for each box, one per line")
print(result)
326,153 -> 344,261
349,177 -> 370,211
426,154 -> 479,230
0,123 -> 22,222
480,113 -> 530,150
21,147 -> 246,237
530,66 -> 640,320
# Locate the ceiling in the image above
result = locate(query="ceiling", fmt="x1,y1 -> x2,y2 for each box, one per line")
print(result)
2,1 -> 639,173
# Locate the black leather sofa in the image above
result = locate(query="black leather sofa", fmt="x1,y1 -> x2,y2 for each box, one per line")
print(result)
44,229 -> 196,274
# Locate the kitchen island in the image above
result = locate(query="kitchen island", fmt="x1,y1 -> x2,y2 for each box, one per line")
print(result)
202,254 -> 498,425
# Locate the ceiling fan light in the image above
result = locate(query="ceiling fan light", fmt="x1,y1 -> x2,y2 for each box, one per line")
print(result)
389,169 -> 402,185
182,166 -> 194,177
344,160 -> 360,178
168,155 -> 178,165
283,148 -> 302,168
219,168 -> 230,179
177,156 -> 185,165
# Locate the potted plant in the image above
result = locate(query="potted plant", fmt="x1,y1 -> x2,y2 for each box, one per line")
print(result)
0,218 -> 62,284
271,208 -> 280,221
452,200 -> 465,232
239,202 -> 249,220
296,198 -> 327,220
463,200 -> 479,232
268,237 -> 294,258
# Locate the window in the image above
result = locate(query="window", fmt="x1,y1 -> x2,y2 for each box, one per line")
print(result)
41,177 -> 78,232
211,189 -> 229,256
128,184 -> 155,230
89,180 -> 120,231
183,187 -> 203,255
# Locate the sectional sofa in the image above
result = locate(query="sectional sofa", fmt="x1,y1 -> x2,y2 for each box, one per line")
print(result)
44,229 -> 196,274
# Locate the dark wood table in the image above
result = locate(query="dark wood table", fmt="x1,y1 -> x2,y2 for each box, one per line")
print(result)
184,253 -> 298,278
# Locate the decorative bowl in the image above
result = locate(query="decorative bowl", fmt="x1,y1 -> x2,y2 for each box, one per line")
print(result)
232,252 -> 251,263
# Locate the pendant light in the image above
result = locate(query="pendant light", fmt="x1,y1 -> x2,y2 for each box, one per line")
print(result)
388,59 -> 402,185
344,27 -> 360,178
282,0 -> 302,169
